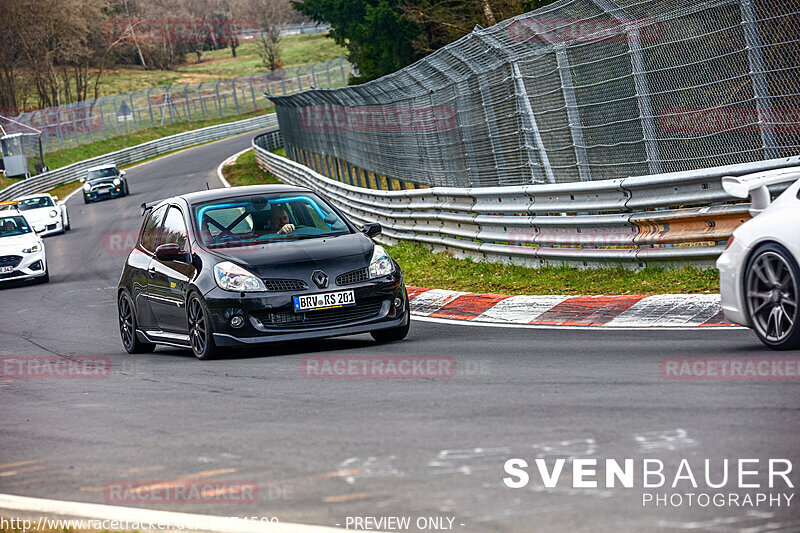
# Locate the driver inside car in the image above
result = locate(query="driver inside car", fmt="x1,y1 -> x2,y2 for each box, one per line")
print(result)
270,206 -> 295,235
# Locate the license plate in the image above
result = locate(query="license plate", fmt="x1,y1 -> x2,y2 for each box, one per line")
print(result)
294,290 -> 355,312
0,266 -> 14,273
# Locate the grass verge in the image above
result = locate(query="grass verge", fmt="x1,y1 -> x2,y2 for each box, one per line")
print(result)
195,150 -> 722,295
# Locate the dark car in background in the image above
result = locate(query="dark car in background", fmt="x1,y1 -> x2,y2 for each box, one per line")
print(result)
117,185 -> 410,359
82,164 -> 129,203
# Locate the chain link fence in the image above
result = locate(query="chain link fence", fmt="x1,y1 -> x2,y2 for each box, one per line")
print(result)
4,57 -> 351,155
270,0 -> 800,188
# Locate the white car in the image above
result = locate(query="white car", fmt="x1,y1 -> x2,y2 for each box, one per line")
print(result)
13,193 -> 70,236
0,211 -> 48,284
717,168 -> 800,350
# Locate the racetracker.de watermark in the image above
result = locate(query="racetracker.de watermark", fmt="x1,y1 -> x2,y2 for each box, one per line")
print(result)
661,357 -> 800,380
1,356 -> 111,379
301,356 -> 456,379
103,19 -> 259,44
105,480 -> 259,504
299,106 -> 457,133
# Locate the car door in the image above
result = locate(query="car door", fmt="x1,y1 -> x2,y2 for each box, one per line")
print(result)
133,205 -> 167,331
147,205 -> 196,333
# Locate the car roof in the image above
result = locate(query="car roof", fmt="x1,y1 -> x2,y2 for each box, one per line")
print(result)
86,164 -> 119,172
15,193 -> 52,201
176,184 -> 312,206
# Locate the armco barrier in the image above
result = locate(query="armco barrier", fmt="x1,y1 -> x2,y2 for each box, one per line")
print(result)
0,114 -> 279,202
254,133 -> 799,268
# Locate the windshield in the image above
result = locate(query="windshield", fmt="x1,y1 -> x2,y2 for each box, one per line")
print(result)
87,167 -> 118,180
194,193 -> 350,248
0,215 -> 32,237
17,196 -> 54,211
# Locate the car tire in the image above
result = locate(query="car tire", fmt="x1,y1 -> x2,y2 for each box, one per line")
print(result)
370,320 -> 410,343
744,243 -> 800,350
118,292 -> 156,354
37,266 -> 49,284
187,293 -> 220,360
124,183 -> 130,196
83,197 -> 89,204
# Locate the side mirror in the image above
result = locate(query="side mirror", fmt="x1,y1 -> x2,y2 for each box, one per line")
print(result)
361,223 -> 381,238
120,170 -> 126,176
53,196 -> 59,202
155,243 -> 188,262
79,177 -> 85,183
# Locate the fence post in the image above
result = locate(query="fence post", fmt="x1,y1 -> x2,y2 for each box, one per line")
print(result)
112,94 -> 121,133
54,106 -> 64,149
231,78 -> 240,114
339,57 -> 346,85
248,74 -> 258,108
146,87 -> 156,125
592,0 -> 662,174
129,91 -> 139,130
183,84 -> 191,120
739,0 -> 779,159
97,96 -> 107,139
198,82 -> 207,119
296,67 -> 303,91
554,45 -> 591,181
215,81 -> 224,117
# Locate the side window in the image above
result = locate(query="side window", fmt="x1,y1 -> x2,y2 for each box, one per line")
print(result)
140,205 -> 167,252
160,206 -> 189,250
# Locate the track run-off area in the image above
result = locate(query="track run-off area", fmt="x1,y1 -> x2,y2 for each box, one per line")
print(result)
1,131 -> 798,533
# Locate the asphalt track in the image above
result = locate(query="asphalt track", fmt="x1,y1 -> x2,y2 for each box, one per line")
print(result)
1,130 -> 799,532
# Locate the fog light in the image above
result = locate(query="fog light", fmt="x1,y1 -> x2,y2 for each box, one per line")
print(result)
30,261 -> 43,271
230,315 -> 245,328
393,297 -> 402,308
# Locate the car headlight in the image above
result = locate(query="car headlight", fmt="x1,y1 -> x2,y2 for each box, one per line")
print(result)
368,244 -> 394,278
83,184 -> 91,192
213,261 -> 267,292
22,243 -> 41,254
49,209 -> 58,218
113,178 -> 121,186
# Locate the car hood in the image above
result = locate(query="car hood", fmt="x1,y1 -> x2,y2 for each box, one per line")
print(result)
86,178 -> 119,188
16,208 -> 52,224
0,234 -> 41,252
206,232 -> 373,278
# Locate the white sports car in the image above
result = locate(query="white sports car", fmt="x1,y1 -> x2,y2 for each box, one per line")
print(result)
13,193 -> 70,236
0,211 -> 48,284
717,168 -> 800,350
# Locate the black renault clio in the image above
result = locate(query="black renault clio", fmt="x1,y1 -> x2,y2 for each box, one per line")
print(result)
117,185 -> 409,359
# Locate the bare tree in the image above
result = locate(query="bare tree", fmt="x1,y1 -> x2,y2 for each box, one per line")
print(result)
244,0 -> 292,71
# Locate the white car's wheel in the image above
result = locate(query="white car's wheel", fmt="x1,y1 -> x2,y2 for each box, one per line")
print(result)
745,243 -> 800,350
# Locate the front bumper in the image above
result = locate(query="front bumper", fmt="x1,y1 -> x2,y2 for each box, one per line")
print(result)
203,274 -> 408,347
0,250 -> 47,283
716,238 -> 750,327
37,219 -> 63,236
84,187 -> 124,202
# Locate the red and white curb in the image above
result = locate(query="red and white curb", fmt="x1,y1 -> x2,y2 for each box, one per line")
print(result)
407,287 -> 737,328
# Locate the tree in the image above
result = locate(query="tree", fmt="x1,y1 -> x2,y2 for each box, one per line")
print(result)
245,0 -> 292,71
293,0 -> 554,83
293,0 -> 419,83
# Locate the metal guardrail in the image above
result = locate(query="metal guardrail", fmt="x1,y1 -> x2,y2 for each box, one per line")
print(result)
254,132 -> 799,268
270,0 -> 799,189
0,114 -> 278,202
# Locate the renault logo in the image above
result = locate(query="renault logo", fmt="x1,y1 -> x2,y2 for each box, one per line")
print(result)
312,270 -> 328,289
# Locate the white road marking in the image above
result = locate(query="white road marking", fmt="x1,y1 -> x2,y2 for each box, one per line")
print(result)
0,493 -> 352,533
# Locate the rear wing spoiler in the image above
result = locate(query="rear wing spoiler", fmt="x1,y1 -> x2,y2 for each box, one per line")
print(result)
140,200 -> 163,216
721,167 -> 800,216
